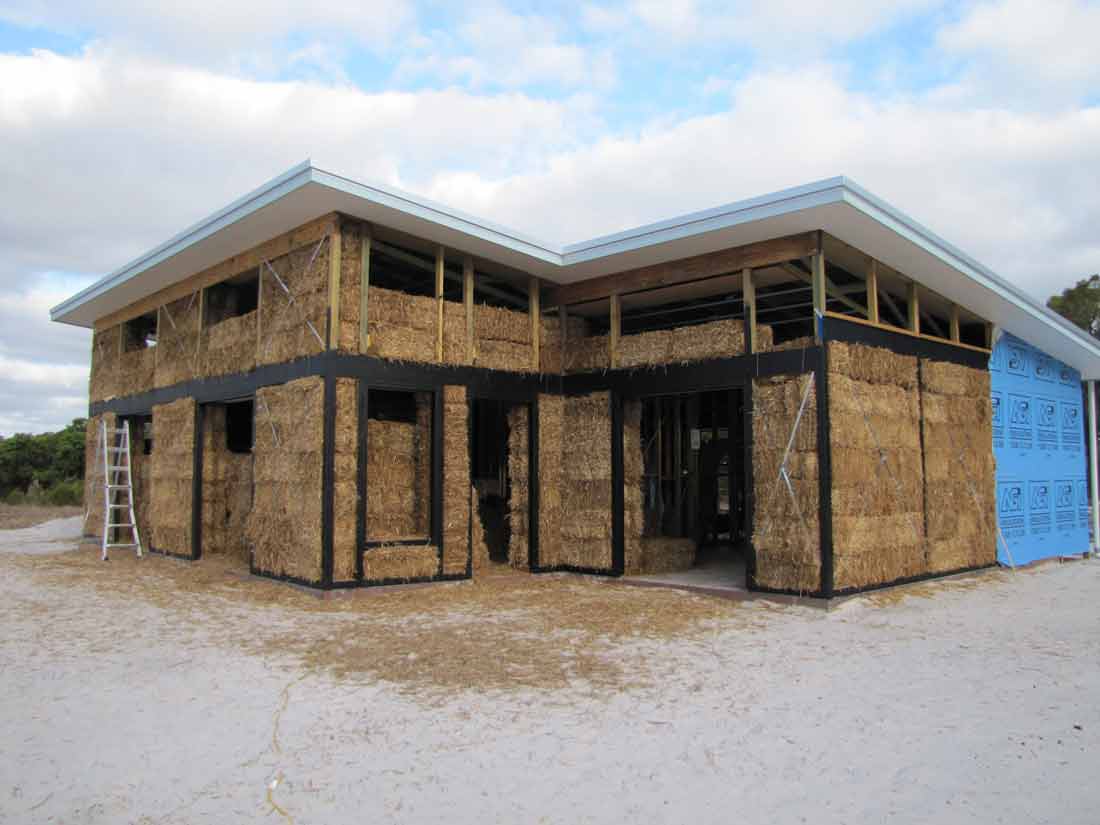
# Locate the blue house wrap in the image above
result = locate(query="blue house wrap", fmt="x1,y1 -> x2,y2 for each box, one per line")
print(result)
991,333 -> 1088,565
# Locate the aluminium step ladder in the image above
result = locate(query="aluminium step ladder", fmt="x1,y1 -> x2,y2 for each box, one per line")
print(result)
97,420 -> 143,561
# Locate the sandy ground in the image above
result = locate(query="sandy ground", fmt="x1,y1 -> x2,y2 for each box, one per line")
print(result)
0,504 -> 82,530
2,521 -> 1099,824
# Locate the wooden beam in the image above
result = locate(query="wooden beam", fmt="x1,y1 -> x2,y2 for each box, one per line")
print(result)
196,287 -> 205,369
328,221 -> 342,349
949,303 -> 961,343
95,212 -> 339,330
529,275 -> 540,372
435,245 -> 445,363
154,306 -> 161,373
742,267 -> 757,354
546,231 -> 820,307
811,252 -> 826,343
878,288 -> 908,328
559,304 -> 568,372
255,263 -> 264,358
985,322 -> 995,349
609,293 -> 621,368
781,262 -> 867,317
907,282 -> 920,335
359,225 -> 372,353
824,311 -> 992,354
866,259 -> 879,324
463,256 -> 475,365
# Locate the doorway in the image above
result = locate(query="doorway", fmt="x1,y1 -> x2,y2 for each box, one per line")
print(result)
470,398 -> 530,570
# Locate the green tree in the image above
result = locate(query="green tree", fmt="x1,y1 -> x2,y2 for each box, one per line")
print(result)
0,418 -> 86,499
1048,274 -> 1100,339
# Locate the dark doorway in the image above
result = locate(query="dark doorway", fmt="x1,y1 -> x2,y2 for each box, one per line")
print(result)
470,398 -> 528,568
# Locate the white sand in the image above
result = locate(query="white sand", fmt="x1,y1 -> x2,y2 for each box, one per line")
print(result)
2,519 -> 1099,823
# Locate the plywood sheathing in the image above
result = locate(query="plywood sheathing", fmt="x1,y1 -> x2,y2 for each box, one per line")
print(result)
919,360 -> 996,572
201,406 -> 253,560
828,341 -> 926,589
150,397 -> 196,557
752,374 -> 821,592
257,240 -> 330,367
443,385 -> 471,576
155,293 -> 201,389
506,405 -> 530,569
332,378 -> 359,582
82,412 -> 116,539
89,327 -> 121,402
203,312 -> 257,378
248,377 -> 324,583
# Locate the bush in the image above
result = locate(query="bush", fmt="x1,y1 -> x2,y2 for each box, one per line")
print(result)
5,489 -> 26,506
46,479 -> 83,507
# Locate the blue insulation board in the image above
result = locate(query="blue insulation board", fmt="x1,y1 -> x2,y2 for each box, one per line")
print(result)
990,333 -> 1088,564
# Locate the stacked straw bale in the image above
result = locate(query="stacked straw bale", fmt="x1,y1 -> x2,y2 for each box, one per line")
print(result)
154,293 -> 201,388
89,327 -> 121,402
248,378 -> 324,582
363,545 -> 439,581
118,346 -> 155,395
202,312 -> 257,378
471,486 -> 491,571
566,333 -> 610,372
442,301 -> 467,364
150,397 -> 196,558
366,418 -> 429,539
828,341 -> 926,589
752,374 -> 821,592
337,222 -> 364,353
415,394 -> 432,532
920,359 -> 996,572
128,419 -> 153,548
201,405 -> 253,560
539,313 -> 588,374
507,405 -> 530,568
558,392 -> 614,569
82,412 -> 116,539
537,395 -> 564,566
332,379 -> 358,581
442,385 -> 470,575
257,240 -> 330,367
475,303 -> 534,372
368,286 -> 440,363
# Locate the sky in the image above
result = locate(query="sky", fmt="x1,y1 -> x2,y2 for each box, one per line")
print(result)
0,0 -> 1098,435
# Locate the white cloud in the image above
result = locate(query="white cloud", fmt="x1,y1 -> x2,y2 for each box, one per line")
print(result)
938,0 -> 1100,104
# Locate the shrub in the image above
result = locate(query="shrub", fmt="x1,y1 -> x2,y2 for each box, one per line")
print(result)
46,479 -> 83,507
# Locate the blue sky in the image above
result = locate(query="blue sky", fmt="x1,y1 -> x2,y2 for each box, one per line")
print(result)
0,0 -> 1098,433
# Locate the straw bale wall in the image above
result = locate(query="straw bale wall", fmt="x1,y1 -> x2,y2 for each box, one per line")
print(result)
752,373 -> 820,592
129,419 -> 153,550
368,286 -> 444,363
558,393 -> 614,569
149,397 -> 196,558
442,385 -> 470,575
82,412 -> 116,538
257,239 -> 330,367
155,293 -> 201,388
248,377 -> 324,582
471,485 -> 491,571
537,394 -> 564,567
201,406 -> 253,560
202,312 -> 257,378
539,314 -> 588,374
506,405 -> 529,568
443,302 -> 468,364
475,303 -> 534,372
337,222 -> 364,353
366,417 -> 430,540
118,346 -> 155,396
363,545 -> 438,581
828,342 -> 925,590
332,379 -> 359,582
89,327 -> 121,402
919,359 -> 996,573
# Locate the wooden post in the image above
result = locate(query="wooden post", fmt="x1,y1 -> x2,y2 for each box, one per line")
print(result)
154,306 -> 161,373
529,275 -> 540,372
255,264 -> 264,358
867,259 -> 879,325
196,288 -> 205,371
609,293 -> 621,369
950,303 -> 961,343
742,267 -> 757,354
811,252 -> 826,342
359,225 -> 371,353
435,246 -> 445,363
985,321 -> 994,349
559,304 -> 568,373
328,221 -> 342,349
907,282 -> 920,335
464,256 -> 475,365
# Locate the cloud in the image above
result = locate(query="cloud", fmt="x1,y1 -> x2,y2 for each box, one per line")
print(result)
937,0 -> 1100,104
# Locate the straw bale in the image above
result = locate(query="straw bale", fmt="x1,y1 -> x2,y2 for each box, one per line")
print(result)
128,420 -> 153,547
920,359 -> 991,398
507,405 -> 530,568
669,318 -> 745,362
476,303 -> 530,344
257,239 -> 330,367
118,346 -> 155,396
553,392 -> 614,569
330,379 -> 359,581
150,397 -> 196,558
537,394 -> 564,566
201,405 -> 253,560
248,377 -> 324,582
338,221 -> 364,353
89,327 -> 121,402
566,334 -> 610,372
767,335 -> 815,352
203,311 -> 257,378
363,545 -> 439,582
471,486 -> 492,571
828,340 -> 918,388
619,329 -> 674,368
752,374 -> 821,592
624,537 -> 696,575
755,324 -> 776,351
82,413 -> 115,539
442,385 -> 470,576
443,301 -> 468,364
541,314 -> 590,375
155,293 -> 201,388
367,419 -> 428,539
478,339 -> 535,373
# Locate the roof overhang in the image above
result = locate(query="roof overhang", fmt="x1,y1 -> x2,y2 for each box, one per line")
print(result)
50,161 -> 1100,379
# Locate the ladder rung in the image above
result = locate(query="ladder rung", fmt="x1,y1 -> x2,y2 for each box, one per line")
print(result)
109,428 -> 130,435
105,543 -> 138,548
108,504 -> 130,509
107,466 -> 130,472
107,447 -> 126,452
107,484 -> 132,490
